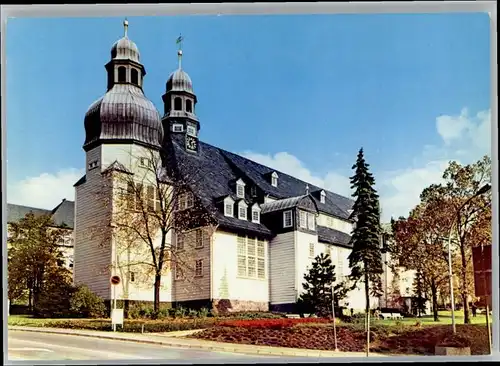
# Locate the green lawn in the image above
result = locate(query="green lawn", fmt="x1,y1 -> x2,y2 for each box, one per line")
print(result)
372,311 -> 492,326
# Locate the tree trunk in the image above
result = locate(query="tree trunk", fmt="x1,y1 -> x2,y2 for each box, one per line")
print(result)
28,288 -> 33,312
153,273 -> 161,318
431,280 -> 439,322
459,244 -> 470,324
364,272 -> 370,357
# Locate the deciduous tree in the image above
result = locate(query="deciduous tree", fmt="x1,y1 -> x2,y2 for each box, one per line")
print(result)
421,155 -> 491,324
7,213 -> 69,313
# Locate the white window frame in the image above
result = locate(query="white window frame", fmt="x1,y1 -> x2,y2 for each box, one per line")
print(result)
88,160 -> 99,170
237,236 -> 267,279
320,190 -> 326,204
173,124 -> 184,132
307,212 -> 316,231
299,210 -> 307,228
187,125 -> 197,136
178,192 -> 194,211
337,248 -> 344,282
271,172 -> 279,187
309,243 -> 315,258
139,157 -> 151,168
176,232 -> 184,251
251,208 -> 260,223
195,259 -> 204,277
236,179 -> 246,198
238,202 -> 248,220
224,197 -> 235,217
283,210 -> 293,228
175,264 -> 184,280
325,246 -> 331,258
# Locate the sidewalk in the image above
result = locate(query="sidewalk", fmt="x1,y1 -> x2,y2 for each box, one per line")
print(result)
8,326 -> 389,358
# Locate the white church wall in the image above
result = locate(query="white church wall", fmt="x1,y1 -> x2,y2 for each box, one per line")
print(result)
269,231 -> 296,305
211,231 -> 269,305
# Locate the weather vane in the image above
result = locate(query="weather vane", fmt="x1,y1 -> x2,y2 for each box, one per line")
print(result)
176,34 -> 184,69
123,18 -> 129,38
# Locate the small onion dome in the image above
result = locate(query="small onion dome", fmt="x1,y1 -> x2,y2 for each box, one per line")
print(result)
166,68 -> 194,94
110,36 -> 140,63
83,84 -> 163,150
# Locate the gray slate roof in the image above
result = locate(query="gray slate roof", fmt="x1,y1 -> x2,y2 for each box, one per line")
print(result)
168,134 -> 354,245
7,199 -> 75,229
261,195 -> 308,214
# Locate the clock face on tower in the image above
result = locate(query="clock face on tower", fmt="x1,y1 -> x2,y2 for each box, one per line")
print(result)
186,135 -> 198,152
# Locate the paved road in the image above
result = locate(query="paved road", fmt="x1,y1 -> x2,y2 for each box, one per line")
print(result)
7,330 -> 282,362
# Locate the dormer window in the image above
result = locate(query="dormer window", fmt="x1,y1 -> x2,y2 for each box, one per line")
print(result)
251,204 -> 261,224
178,192 -> 194,210
236,179 -> 246,198
320,190 -> 326,204
224,197 -> 235,217
271,172 -> 279,187
238,202 -> 248,220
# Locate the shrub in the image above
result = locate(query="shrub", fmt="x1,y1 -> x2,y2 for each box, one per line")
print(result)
218,318 -> 331,329
221,311 -> 286,319
70,285 -> 106,319
174,306 -> 187,318
188,309 -> 198,318
198,307 -> 210,318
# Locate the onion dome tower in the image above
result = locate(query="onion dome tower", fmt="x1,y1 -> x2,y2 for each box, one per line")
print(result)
83,19 -> 163,152
161,35 -> 200,153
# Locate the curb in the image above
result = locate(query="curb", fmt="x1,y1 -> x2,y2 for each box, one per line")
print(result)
8,327 -> 383,358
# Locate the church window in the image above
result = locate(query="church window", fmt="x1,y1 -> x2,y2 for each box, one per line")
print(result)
252,209 -> 260,223
271,172 -> 279,187
299,210 -> 307,228
283,210 -> 293,228
173,124 -> 184,132
174,97 -> 182,111
131,68 -> 139,85
186,99 -> 193,113
238,202 -> 247,220
187,125 -> 197,136
118,66 -> 126,83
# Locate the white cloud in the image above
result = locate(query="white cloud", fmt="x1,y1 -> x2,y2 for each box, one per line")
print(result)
6,108 -> 490,222
241,151 -> 352,197
243,107 -> 491,222
7,168 -> 84,210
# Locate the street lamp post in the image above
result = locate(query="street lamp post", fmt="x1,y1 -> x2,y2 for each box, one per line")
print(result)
447,183 -> 491,334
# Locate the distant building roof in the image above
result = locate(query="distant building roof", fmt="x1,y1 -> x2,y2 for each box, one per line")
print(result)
7,199 -> 75,229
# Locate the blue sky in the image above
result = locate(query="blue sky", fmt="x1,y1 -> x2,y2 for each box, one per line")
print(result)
6,13 -> 491,220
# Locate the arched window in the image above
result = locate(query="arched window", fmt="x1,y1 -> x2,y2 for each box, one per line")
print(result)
118,67 -> 127,83
131,68 -> 139,85
165,98 -> 171,113
186,99 -> 193,113
174,97 -> 182,111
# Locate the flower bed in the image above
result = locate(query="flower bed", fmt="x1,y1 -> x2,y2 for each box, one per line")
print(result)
190,323 -> 490,355
217,318 -> 331,329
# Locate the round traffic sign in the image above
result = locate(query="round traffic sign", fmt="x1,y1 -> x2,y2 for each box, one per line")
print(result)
110,275 -> 121,285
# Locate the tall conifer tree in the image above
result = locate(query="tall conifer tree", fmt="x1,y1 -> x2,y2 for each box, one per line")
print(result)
347,148 -> 384,355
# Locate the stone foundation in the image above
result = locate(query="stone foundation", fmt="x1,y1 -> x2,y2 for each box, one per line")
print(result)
212,299 -> 269,314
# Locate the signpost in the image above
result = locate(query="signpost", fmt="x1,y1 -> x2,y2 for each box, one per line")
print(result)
110,275 -> 121,332
331,285 -> 339,352
472,244 -> 492,354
